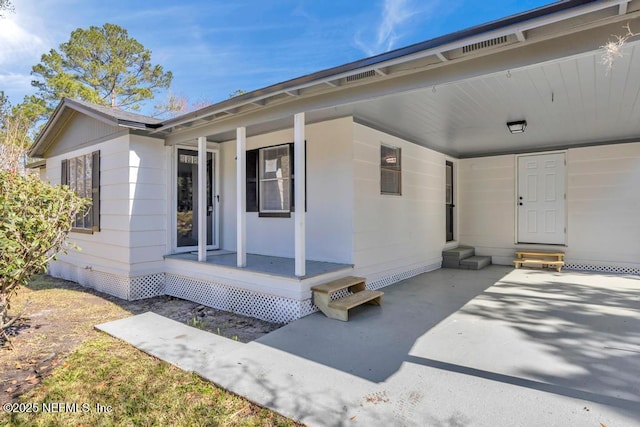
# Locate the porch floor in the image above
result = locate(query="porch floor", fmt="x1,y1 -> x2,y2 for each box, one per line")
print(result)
165,251 -> 352,279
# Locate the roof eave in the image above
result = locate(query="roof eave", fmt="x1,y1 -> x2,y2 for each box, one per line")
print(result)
29,98 -> 161,157
156,0 -> 616,133
28,99 -> 72,158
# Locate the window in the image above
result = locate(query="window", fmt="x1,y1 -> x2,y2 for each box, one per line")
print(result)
61,151 -> 100,232
446,161 -> 454,242
259,145 -> 291,213
381,144 -> 401,195
246,143 -> 305,216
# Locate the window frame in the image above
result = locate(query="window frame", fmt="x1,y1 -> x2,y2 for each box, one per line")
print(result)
246,142 -> 306,217
380,144 -> 402,196
61,151 -> 100,233
258,144 -> 292,215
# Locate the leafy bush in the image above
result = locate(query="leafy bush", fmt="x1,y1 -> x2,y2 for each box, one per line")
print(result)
0,170 -> 88,335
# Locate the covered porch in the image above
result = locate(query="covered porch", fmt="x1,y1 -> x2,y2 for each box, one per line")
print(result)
162,249 -> 353,324
153,1 -> 640,321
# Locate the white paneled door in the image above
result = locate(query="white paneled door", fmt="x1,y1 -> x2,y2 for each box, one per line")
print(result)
517,153 -> 566,245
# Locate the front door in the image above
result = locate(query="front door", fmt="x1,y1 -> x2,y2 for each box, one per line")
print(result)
517,152 -> 566,245
176,148 -> 218,250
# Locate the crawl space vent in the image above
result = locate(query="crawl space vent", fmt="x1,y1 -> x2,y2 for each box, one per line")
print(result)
346,69 -> 377,83
462,35 -> 508,54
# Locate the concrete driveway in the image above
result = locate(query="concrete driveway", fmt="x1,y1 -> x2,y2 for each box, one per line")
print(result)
98,266 -> 640,426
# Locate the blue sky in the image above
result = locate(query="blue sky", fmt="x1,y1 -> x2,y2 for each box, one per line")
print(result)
0,0 -> 553,115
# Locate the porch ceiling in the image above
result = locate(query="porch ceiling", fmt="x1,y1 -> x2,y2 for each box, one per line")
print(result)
205,40 -> 640,158
329,39 -> 640,158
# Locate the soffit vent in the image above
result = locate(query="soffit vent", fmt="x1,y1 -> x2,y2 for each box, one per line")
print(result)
346,69 -> 377,83
462,35 -> 509,54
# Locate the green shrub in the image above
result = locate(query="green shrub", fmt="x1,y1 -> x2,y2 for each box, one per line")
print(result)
0,170 -> 88,336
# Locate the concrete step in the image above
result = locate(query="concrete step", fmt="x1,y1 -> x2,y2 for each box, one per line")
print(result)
459,256 -> 492,270
442,246 -> 476,268
442,246 -> 475,261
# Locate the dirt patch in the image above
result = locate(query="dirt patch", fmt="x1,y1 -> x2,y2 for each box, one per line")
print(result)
0,274 -> 282,406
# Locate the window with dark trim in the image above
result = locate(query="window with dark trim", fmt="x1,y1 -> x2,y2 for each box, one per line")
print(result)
246,143 -> 305,216
259,144 -> 291,213
381,144 -> 401,195
61,151 -> 100,232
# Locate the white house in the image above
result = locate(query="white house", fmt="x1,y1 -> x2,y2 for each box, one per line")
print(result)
30,0 -> 640,323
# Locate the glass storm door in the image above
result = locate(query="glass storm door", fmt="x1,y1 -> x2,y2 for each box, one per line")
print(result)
176,148 -> 217,249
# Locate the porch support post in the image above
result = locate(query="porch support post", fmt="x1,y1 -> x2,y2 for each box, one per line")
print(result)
236,127 -> 247,267
294,112 -> 306,277
197,136 -> 207,262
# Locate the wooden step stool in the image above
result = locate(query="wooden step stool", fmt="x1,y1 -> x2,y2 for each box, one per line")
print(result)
513,251 -> 565,272
311,276 -> 383,321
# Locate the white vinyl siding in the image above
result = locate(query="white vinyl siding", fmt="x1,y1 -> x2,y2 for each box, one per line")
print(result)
47,135 -> 131,274
353,122 -> 444,280
381,144 -> 401,195
458,155 -> 516,264
459,142 -> 640,271
47,131 -> 168,277
219,117 -> 354,263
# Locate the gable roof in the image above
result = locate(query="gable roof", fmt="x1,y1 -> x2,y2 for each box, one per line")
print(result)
29,98 -> 161,158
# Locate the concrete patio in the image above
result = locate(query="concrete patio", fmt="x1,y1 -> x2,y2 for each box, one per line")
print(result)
97,266 -> 640,426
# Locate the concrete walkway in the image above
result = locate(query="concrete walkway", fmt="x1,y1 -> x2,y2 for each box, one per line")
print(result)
97,266 -> 640,426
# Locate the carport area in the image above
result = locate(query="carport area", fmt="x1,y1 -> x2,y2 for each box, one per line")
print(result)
98,266 -> 640,426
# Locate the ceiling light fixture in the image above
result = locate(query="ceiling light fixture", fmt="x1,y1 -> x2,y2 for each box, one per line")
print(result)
507,120 -> 527,134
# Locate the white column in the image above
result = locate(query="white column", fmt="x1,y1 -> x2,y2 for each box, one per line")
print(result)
197,136 -> 207,262
294,113 -> 306,276
236,127 -> 247,267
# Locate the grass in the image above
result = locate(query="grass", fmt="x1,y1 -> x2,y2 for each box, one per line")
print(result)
6,335 -> 297,427
0,276 -> 300,427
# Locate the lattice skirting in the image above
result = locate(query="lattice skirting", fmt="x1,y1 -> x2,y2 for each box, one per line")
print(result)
47,261 -> 165,300
564,263 -> 640,275
47,260 -> 444,323
165,274 -> 313,324
366,263 -> 440,291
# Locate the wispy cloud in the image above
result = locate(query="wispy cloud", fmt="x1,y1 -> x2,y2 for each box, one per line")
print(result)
0,17 -> 46,66
377,0 -> 419,51
0,73 -> 33,93
354,0 -> 440,56
0,12 -> 51,101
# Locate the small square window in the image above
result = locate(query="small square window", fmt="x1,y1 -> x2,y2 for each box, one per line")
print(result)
381,144 -> 401,195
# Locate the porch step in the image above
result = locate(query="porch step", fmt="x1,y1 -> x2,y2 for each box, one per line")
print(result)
328,290 -> 383,321
460,256 -> 492,270
311,275 -> 365,294
442,246 -> 475,262
442,246 -> 491,270
311,276 -> 383,321
514,251 -> 565,272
